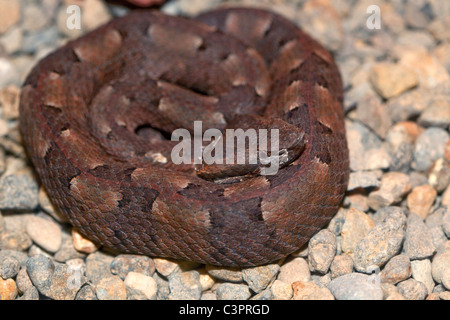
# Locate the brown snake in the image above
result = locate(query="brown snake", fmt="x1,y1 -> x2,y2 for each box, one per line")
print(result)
19,7 -> 349,267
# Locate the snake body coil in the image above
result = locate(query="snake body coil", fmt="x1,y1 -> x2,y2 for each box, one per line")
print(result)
20,8 -> 349,266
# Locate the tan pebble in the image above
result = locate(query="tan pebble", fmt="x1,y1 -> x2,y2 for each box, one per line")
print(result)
72,229 -> 100,253
0,0 -> 21,34
271,279 -> 293,300
26,216 -> 62,253
369,62 -> 419,99
0,278 -> 18,300
407,184 -> 437,219
292,281 -> 334,300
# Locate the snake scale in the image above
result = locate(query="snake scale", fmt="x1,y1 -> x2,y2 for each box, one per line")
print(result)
19,7 -> 349,267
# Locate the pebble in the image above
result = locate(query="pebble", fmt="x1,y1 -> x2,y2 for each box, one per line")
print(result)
353,207 -> 406,272
431,245 -> 450,285
0,253 -> 19,279
242,264 -> 280,293
347,171 -> 381,191
95,276 -> 127,300
0,0 -> 21,34
82,0 -> 113,31
403,213 -> 436,260
426,208 -> 449,250
411,259 -> 435,294
380,255 -> 411,285
16,267 -> 33,294
85,251 -> 114,286
407,185 -> 437,219
368,172 -> 412,210
198,268 -> 215,291
340,208 -> 374,255
307,230 -> 337,274
369,62 -> 419,99
428,158 -> 450,193
110,254 -> 155,280
330,255 -> 354,279
292,281 -> 334,300
428,15 -> 450,42
215,283 -> 251,300
346,120 -> 390,172
419,99 -> 450,129
75,284 -> 98,300
434,43 -> 450,72
54,233 -> 86,262
413,128 -> 450,172
381,283 -> 406,300
251,288 -> 273,300
124,272 -> 158,300
17,286 -> 39,300
0,277 -> 18,300
153,272 -> 170,300
277,257 -> 311,285
168,271 -> 202,300
45,262 -> 87,300
22,3 -> 51,32
399,49 -> 449,88
153,258 -> 181,278
71,229 -> 100,253
205,265 -> 243,283
26,216 -> 62,253
327,273 -> 383,300
270,280 -> 293,300
26,255 -> 55,294
0,171 -> 39,211
397,278 -> 428,300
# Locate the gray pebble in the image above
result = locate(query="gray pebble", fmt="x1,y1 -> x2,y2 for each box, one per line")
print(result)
17,286 -> 39,300
347,171 -> 381,191
205,265 -> 243,283
110,254 -> 155,280
45,263 -> 87,300
0,254 -> 19,279
216,283 -> 252,300
413,127 -> 450,172
168,271 -> 202,300
85,251 -> 114,286
75,284 -> 98,300
397,278 -> 428,300
327,273 -> 383,300
16,267 -> 33,294
307,229 -> 337,274
242,264 -> 280,293
54,233 -> 86,262
250,288 -> 273,300
153,272 -> 170,300
403,213 -> 436,259
0,172 -> 39,211
425,208 -> 449,249
353,207 -> 406,272
26,254 -> 55,294
411,259 -> 435,294
380,255 -> 411,285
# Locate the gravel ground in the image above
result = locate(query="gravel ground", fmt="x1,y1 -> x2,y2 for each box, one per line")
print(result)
0,0 -> 449,301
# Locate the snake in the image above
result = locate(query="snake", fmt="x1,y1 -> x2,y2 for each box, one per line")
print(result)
19,7 -> 349,267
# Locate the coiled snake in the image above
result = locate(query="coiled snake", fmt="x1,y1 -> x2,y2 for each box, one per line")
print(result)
19,7 -> 349,266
